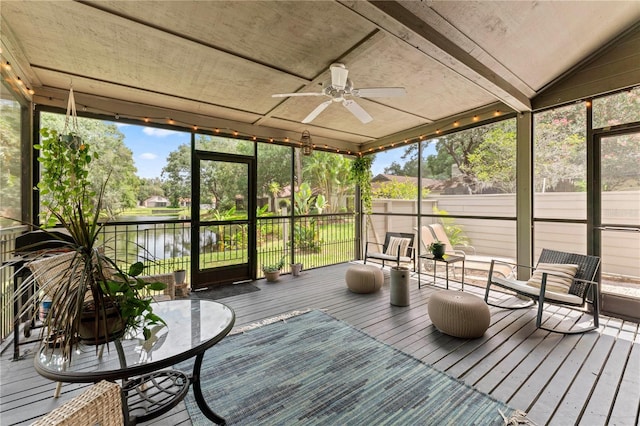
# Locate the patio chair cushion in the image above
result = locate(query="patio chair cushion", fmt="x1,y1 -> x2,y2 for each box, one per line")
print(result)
527,263 -> 578,294
385,236 -> 411,257
493,276 -> 583,305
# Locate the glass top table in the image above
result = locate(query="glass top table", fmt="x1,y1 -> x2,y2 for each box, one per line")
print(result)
34,299 -> 235,425
419,253 -> 465,291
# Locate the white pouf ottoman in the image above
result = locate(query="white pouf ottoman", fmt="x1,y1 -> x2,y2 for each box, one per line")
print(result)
428,290 -> 490,338
345,264 -> 384,294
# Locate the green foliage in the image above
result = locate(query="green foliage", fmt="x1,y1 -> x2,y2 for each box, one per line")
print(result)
349,156 -> 373,214
372,179 -> 430,199
161,143 -> 192,207
262,255 -> 285,272
433,207 -> 470,247
293,219 -> 323,253
533,105 -> 586,192
28,119 -> 165,359
466,122 -> 517,193
302,151 -> 352,213
102,261 -> 167,340
35,127 -> 98,228
294,182 -> 313,215
0,96 -> 22,227
383,145 -> 420,177
292,183 -> 324,252
40,113 -> 139,218
138,177 -> 165,203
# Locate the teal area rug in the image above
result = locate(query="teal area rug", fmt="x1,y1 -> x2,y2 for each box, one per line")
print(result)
181,310 -> 515,425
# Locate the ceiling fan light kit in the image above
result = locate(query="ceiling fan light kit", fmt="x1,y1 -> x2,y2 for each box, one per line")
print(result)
272,63 -> 406,124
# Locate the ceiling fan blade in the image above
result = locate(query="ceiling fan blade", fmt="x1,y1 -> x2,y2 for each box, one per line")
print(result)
272,92 -> 325,98
302,100 -> 332,123
352,87 -> 406,98
342,99 -> 372,124
330,63 -> 349,90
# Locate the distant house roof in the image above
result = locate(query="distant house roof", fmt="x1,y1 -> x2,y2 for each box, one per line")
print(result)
144,195 -> 169,203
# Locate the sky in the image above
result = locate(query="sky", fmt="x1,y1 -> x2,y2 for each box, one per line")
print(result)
115,122 -> 438,179
115,123 -> 189,179
370,142 -> 437,176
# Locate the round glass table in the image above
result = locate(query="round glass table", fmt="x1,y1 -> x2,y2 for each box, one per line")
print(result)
34,299 -> 235,425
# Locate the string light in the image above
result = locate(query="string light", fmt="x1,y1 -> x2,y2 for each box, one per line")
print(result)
10,82 -> 510,157
1,58 -> 34,99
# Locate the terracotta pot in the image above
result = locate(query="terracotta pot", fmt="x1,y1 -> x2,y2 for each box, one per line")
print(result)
264,270 -> 281,282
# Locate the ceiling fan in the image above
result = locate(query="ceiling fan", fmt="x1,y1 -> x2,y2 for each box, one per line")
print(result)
272,63 -> 406,124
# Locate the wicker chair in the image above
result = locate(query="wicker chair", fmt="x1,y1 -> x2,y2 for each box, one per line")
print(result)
141,273 -> 176,301
31,380 -> 124,425
484,248 -> 601,334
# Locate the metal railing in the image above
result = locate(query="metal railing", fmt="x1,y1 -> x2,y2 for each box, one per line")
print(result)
257,213 -> 356,276
1,214 -> 357,341
0,225 -> 28,342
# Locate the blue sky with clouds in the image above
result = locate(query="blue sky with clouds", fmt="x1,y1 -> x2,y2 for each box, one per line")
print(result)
116,122 -> 437,179
116,124 -> 189,179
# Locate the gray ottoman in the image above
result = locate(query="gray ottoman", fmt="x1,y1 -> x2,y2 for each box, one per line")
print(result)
346,264 -> 384,294
428,290 -> 490,338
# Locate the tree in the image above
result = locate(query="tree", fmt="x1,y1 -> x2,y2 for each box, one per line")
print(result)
40,113 -> 139,218
372,179 -> 429,199
257,143 -> 291,212
533,104 -> 586,192
466,121 -> 517,193
138,178 -> 165,203
302,151 -> 353,213
384,145 -> 419,177
0,99 -> 22,226
161,143 -> 191,208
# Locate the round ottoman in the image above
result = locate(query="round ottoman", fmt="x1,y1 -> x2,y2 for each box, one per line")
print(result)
428,290 -> 490,338
345,264 -> 384,294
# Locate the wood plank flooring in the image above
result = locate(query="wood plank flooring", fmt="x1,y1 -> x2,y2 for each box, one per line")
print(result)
1,262 -> 639,425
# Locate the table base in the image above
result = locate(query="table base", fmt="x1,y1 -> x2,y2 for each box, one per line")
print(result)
123,370 -> 190,424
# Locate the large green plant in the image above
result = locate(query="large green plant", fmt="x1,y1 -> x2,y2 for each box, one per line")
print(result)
349,156 -> 373,214
14,127 -> 167,360
35,128 -> 98,228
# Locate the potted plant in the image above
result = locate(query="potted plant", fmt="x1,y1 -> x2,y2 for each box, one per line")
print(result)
9,126 -> 166,360
262,256 -> 285,282
428,241 -> 446,259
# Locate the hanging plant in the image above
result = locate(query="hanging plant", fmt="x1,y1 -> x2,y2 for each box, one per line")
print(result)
35,127 -> 97,228
350,155 -> 373,215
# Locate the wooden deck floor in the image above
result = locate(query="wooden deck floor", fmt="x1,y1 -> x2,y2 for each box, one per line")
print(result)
2,262 -> 639,425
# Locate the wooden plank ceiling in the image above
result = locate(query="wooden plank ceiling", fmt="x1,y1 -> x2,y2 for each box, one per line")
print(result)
1,1 -> 639,153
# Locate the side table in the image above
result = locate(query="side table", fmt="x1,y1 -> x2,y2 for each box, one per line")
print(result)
419,253 -> 465,290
